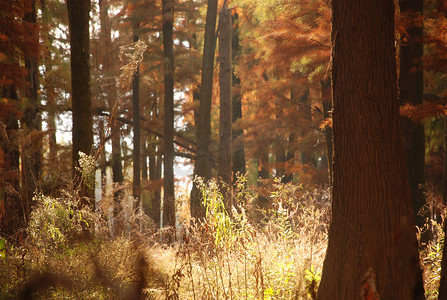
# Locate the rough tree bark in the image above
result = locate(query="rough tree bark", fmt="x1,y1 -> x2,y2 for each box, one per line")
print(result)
67,0 -> 94,202
218,4 -> 232,206
132,33 -> 141,202
22,0 -> 41,208
317,1 -> 424,299
162,0 -> 175,227
232,10 -> 246,183
191,0 -> 218,219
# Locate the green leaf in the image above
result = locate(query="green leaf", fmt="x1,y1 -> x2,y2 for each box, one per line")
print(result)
0,238 -> 6,258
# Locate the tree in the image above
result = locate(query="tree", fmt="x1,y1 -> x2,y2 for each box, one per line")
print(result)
0,0 -> 40,234
191,0 -> 218,219
398,0 -> 426,240
218,4 -> 232,206
162,0 -> 175,227
231,10 -> 246,184
317,0 -> 424,299
132,33 -> 141,202
22,0 -> 41,206
67,0 -> 93,202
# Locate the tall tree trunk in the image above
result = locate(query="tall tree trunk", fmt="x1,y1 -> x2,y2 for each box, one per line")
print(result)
282,90 -> 298,184
148,133 -> 161,227
275,98 -> 286,179
142,137 -> 148,180
318,1 -> 424,299
22,0 -> 41,209
232,10 -> 246,183
132,33 -> 141,202
191,0 -> 218,219
67,0 -> 93,203
398,0 -> 426,242
440,117 -> 447,298
218,5 -> 232,207
282,132 -> 295,183
0,87 -> 21,235
162,0 -> 175,227
321,78 -> 333,186
99,119 -> 106,198
299,88 -> 311,167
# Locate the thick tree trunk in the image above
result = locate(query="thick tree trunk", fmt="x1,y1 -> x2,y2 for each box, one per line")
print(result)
218,5 -> 232,206
318,1 -> 424,299
398,0 -> 426,242
67,0 -> 93,203
191,0 -> 218,219
162,0 -> 175,227
232,11 -> 246,183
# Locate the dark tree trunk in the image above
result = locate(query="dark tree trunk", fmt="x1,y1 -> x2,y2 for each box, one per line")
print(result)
282,131 -> 295,184
232,10 -> 246,183
162,0 -> 175,227
218,5 -> 232,205
99,119 -> 106,198
22,0 -> 41,209
67,0 -> 94,203
318,1 -> 424,299
321,78 -> 333,186
275,98 -> 286,179
0,87 -> 21,235
191,0 -> 218,219
398,0 -> 426,242
148,133 -> 161,227
282,90 -> 298,184
132,33 -> 141,202
299,88 -> 311,167
142,137 -> 148,180
258,148 -> 269,180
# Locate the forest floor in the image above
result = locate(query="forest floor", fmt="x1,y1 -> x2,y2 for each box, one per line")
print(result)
0,178 -> 443,299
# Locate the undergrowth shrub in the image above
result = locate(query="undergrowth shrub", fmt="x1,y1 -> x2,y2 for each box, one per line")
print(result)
168,176 -> 330,299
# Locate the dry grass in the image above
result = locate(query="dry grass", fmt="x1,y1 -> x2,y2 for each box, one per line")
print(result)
2,175 -> 445,299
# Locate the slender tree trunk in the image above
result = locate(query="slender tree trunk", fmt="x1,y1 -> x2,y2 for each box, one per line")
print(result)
132,33 -> 141,202
299,88 -> 311,167
67,0 -> 93,203
191,0 -> 218,219
142,137 -> 148,180
282,131 -> 295,183
162,0 -> 175,227
232,10 -> 246,183
318,1 -> 424,299
218,5 -> 232,207
321,78 -> 333,186
282,90 -> 298,184
22,0 -> 41,210
99,119 -> 106,198
275,98 -> 286,179
148,133 -> 161,227
398,0 -> 426,242
99,0 -> 123,235
440,117 -> 447,298
0,87 -> 21,235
